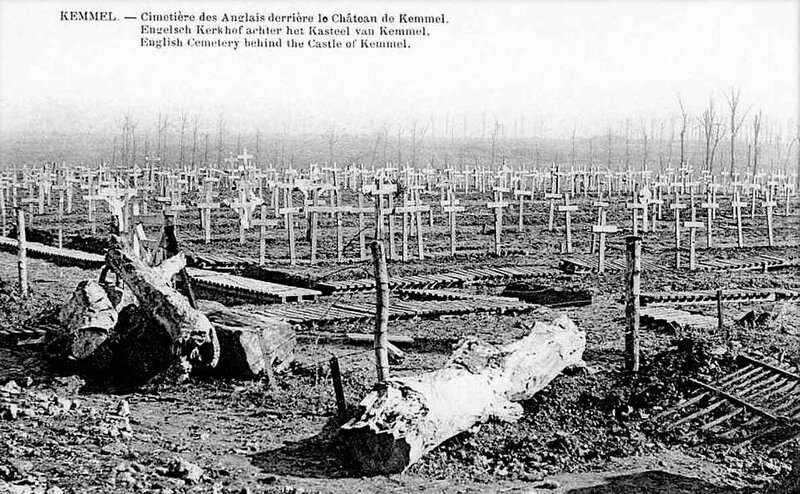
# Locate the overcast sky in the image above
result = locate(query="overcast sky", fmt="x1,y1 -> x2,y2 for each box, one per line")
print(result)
0,0 -> 797,137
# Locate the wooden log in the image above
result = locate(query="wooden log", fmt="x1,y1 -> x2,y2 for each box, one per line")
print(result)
340,315 -> 586,474
198,300 -> 295,379
54,280 -> 118,359
105,237 -> 219,368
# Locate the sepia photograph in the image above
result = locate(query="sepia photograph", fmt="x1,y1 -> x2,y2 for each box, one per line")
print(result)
0,1 -> 798,492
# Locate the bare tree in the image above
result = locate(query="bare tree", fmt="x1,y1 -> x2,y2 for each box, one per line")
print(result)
752,111 -> 762,177
666,117 -> 675,169
156,112 -> 168,161
606,125 -> 613,168
190,115 -> 199,168
640,118 -> 649,172
326,126 -> 338,164
178,111 -> 188,168
725,87 -> 750,179
489,120 -> 500,168
796,123 -> 800,189
570,125 -> 577,167
657,120 -> 665,171
216,115 -> 225,167
678,96 -> 689,168
623,119 -> 631,170
699,98 -> 725,173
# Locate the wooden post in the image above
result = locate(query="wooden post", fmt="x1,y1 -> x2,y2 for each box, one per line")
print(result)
716,289 -> 724,333
330,355 -> 347,418
16,208 -> 28,296
401,192 -> 410,262
309,189 -> 319,264
387,191 -> 397,260
414,188 -> 426,260
625,236 -> 641,373
370,241 -> 390,382
0,185 -> 6,237
358,193 -> 368,260
57,193 -> 64,249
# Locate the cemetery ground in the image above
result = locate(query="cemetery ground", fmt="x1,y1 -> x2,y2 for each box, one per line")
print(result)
1,189 -> 799,493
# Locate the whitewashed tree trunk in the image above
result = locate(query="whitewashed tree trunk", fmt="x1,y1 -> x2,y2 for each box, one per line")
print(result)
341,315 -> 586,474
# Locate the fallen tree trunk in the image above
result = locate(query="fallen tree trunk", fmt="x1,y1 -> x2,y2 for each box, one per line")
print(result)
197,300 -> 295,379
340,315 -> 585,474
54,280 -> 118,359
105,238 -> 219,369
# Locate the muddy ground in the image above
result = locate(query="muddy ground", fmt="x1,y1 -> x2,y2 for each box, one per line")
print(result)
1,191 -> 798,493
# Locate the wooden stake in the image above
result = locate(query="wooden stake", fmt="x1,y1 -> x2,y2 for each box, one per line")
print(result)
716,289 -> 724,333
57,193 -> 64,249
625,235 -> 641,373
371,241 -> 390,382
330,355 -> 347,418
16,208 -> 28,296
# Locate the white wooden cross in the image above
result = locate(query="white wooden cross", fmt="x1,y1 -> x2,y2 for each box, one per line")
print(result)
252,204 -> 280,266
557,193 -> 579,254
487,187 -> 509,256
395,191 -> 431,261
514,188 -> 534,232
441,188 -> 464,256
670,190 -> 688,268
278,185 -> 302,265
762,188 -> 777,247
731,190 -> 747,248
196,183 -> 220,244
363,178 -> 397,258
700,187 -> 719,248
684,211 -> 704,271
592,210 -> 618,273
590,198 -> 610,255
225,183 -> 263,245
545,192 -> 562,232
81,183 -> 103,234
626,191 -> 646,236
305,189 -> 347,263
